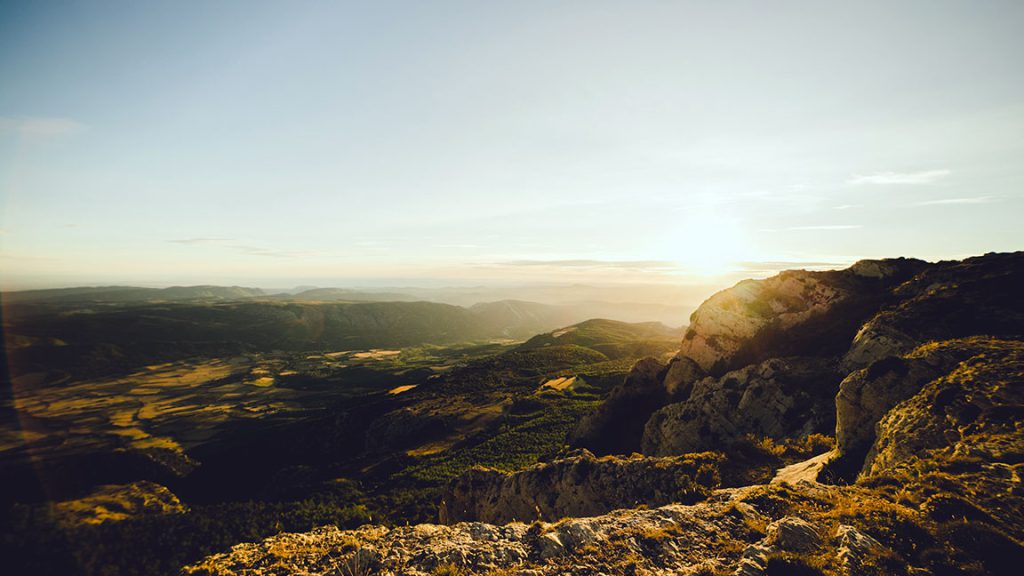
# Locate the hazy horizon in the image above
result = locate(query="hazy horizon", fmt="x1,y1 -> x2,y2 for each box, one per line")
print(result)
2,1 -> 1022,290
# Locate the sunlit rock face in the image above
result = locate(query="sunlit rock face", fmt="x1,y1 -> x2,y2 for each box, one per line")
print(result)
678,259 -> 927,376
641,356 -> 842,456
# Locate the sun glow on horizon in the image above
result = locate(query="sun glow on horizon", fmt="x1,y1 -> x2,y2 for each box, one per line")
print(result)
657,203 -> 760,278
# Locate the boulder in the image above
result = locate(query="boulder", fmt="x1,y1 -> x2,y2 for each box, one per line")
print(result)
835,524 -> 887,576
663,355 -> 705,398
764,516 -> 822,552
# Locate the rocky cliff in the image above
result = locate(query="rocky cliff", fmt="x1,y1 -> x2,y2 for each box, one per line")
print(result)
642,356 -> 842,456
844,252 -> 1024,368
677,258 -> 927,375
574,253 -> 1024,458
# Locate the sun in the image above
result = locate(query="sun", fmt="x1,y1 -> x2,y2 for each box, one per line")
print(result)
660,204 -> 757,277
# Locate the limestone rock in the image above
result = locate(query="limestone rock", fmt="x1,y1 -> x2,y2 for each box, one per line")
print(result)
844,252 -> 1024,370
764,516 -> 822,552
734,543 -> 772,576
677,259 -> 926,375
439,449 -> 721,525
842,322 -> 919,370
185,496 -> 762,576
834,355 -> 946,472
536,532 -> 565,559
858,338 -> 1024,544
865,338 -> 1024,476
835,524 -> 886,576
642,357 -> 841,456
662,355 -> 705,399
834,337 -> 1018,478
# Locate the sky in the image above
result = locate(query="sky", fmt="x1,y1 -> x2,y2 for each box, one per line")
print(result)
1,0 -> 1022,290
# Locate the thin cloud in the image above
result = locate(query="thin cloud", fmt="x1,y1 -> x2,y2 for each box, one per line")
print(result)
170,238 -> 307,258
229,245 -> 308,258
915,196 -> 997,206
0,252 -> 59,262
0,116 -> 86,139
494,259 -> 680,271
169,238 -> 234,246
847,169 -> 951,186
833,204 -> 862,210
761,225 -> 863,232
738,260 -> 846,272
789,225 -> 862,231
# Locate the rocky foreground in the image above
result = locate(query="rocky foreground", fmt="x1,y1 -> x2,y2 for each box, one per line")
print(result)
185,253 -> 1024,576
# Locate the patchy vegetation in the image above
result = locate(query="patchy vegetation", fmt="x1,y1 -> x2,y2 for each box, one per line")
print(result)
5,253 -> 1024,575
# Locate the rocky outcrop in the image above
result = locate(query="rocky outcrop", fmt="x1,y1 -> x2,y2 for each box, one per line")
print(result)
642,357 -> 842,455
662,354 -> 705,398
186,483 -> 887,576
576,254 -> 1022,460
184,493 -> 756,576
846,337 -> 1024,549
678,259 -> 927,375
439,450 -> 721,524
865,338 -> 1024,477
833,337 -> 1019,478
844,252 -> 1024,369
569,357 -> 703,455
186,480 -> 946,576
834,355 -> 947,474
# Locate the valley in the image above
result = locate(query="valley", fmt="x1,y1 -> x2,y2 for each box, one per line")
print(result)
1,295 -> 684,575
2,253 -> 1023,576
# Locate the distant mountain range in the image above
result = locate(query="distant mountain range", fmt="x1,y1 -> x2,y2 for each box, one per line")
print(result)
1,285 -> 268,304
1,283 -> 702,325
2,295 -> 680,380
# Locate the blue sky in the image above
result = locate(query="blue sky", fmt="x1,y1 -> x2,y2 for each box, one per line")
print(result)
1,1 -> 1022,288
